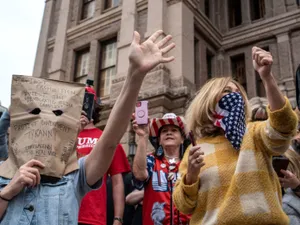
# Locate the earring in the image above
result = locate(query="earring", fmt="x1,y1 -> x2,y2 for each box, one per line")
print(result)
156,145 -> 164,157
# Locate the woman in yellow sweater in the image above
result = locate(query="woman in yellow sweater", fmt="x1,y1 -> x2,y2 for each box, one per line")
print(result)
173,46 -> 298,225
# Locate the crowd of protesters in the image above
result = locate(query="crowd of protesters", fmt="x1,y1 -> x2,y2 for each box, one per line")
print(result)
0,29 -> 299,225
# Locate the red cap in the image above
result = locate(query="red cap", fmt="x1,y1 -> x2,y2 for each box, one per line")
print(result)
85,86 -> 97,101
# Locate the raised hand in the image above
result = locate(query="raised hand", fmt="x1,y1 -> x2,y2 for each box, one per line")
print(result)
129,30 -> 175,74
252,46 -> 273,80
132,113 -> 149,138
185,145 -> 205,185
0,159 -> 45,200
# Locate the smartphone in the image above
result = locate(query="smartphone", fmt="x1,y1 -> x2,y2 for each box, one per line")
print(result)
135,101 -> 148,125
82,92 -> 95,121
272,156 -> 290,178
189,131 -> 196,146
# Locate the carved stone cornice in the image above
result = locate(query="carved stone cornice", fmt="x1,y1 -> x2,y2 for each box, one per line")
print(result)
222,9 -> 300,50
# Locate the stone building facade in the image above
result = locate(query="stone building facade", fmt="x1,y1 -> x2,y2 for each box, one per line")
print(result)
33,0 -> 300,154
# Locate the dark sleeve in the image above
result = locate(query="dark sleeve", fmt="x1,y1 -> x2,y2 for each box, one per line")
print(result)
0,111 -> 10,160
133,155 -> 155,190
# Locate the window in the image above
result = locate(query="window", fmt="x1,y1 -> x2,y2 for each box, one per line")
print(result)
297,0 -> 300,6
74,49 -> 90,84
255,46 -> 269,97
99,39 -> 117,97
81,0 -> 95,20
228,0 -> 242,28
205,0 -> 210,18
231,54 -> 247,92
206,50 -> 213,79
250,0 -> 265,21
104,0 -> 121,10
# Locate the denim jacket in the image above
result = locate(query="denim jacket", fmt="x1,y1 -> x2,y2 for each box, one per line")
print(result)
282,188 -> 300,225
0,110 -> 9,160
0,157 -> 102,225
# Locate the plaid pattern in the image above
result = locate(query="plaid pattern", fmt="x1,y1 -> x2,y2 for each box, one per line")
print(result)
174,98 -> 297,225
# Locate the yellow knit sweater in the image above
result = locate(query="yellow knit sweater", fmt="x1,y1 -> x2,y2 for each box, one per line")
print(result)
173,99 -> 297,225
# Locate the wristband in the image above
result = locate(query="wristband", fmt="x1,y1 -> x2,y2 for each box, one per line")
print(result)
292,184 -> 300,193
0,192 -> 12,202
114,217 -> 124,224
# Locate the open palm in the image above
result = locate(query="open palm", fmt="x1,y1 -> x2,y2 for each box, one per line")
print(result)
129,30 -> 175,74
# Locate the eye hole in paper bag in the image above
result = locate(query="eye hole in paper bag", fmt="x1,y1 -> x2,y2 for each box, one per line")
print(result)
52,110 -> 64,116
30,108 -> 41,115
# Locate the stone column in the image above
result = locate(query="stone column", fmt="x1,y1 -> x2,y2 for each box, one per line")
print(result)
285,0 -> 298,12
241,0 -> 251,25
166,2 -> 194,86
89,40 -> 100,86
115,0 -> 137,78
277,33 -> 295,98
265,0 -> 273,18
216,51 -> 225,77
199,39 -> 208,87
210,0 -> 216,26
199,0 -> 205,13
108,0 -> 136,100
145,0 -> 167,38
49,0 -> 72,80
33,0 -> 55,78
219,0 -> 228,33
95,0 -> 104,17
245,47 -> 256,98
276,33 -> 293,79
273,0 -> 286,16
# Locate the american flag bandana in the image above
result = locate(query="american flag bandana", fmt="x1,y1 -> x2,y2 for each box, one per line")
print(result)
213,92 -> 246,150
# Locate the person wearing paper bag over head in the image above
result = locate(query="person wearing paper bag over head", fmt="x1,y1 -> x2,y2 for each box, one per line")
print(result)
173,47 -> 298,225
0,30 -> 176,225
132,112 -> 191,225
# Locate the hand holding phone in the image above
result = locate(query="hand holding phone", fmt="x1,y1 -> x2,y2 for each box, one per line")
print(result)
135,101 -> 148,125
82,92 -> 95,121
272,156 -> 290,178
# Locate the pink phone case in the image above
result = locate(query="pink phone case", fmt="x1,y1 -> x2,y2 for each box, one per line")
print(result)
135,101 -> 148,125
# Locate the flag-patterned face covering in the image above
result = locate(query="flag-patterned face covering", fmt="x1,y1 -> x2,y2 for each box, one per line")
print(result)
213,92 -> 246,150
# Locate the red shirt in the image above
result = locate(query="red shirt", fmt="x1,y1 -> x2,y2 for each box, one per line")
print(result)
136,154 -> 190,225
77,128 -> 131,225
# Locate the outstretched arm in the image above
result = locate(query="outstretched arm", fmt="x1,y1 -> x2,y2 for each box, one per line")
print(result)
252,47 -> 297,155
85,30 -> 175,186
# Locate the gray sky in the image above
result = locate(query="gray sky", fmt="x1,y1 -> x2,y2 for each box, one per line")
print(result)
0,1 -> 44,108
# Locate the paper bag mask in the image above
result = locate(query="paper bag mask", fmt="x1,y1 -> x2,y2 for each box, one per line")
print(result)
0,75 -> 85,179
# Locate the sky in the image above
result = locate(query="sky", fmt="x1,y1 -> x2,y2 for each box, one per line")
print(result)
0,1 -> 44,108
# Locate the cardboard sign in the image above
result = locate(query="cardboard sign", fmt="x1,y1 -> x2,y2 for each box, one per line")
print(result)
0,75 -> 85,178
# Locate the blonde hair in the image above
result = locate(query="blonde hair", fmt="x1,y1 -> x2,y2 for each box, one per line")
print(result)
249,97 -> 268,121
284,149 -> 300,179
185,77 -> 250,138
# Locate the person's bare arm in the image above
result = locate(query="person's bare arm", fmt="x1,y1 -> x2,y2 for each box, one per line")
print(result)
125,189 -> 144,206
111,174 -> 125,225
132,122 -> 149,181
85,30 -> 175,186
